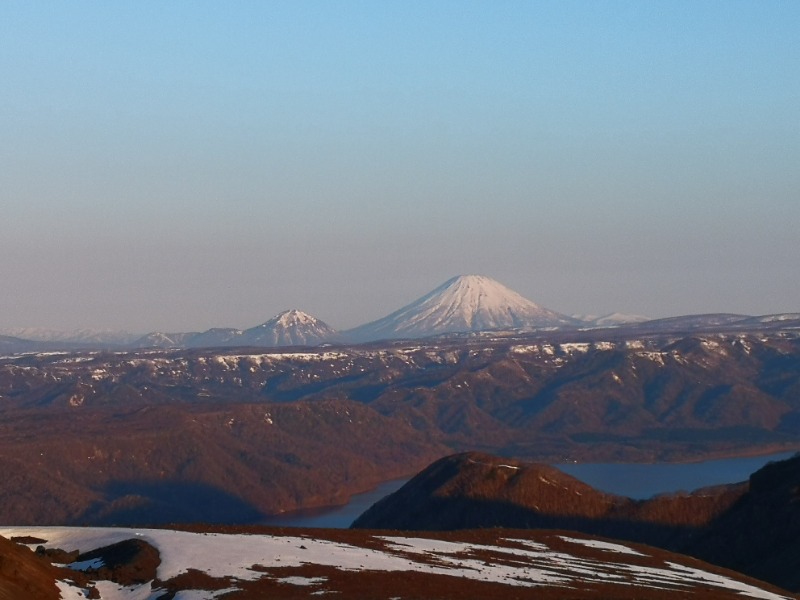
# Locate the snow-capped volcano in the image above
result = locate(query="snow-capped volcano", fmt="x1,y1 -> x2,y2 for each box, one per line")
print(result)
242,309 -> 338,346
345,275 -> 578,342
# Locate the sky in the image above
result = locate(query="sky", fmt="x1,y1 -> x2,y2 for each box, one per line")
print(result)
1,1 -> 798,333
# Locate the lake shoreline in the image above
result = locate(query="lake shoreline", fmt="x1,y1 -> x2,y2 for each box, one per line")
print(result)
259,446 -> 800,528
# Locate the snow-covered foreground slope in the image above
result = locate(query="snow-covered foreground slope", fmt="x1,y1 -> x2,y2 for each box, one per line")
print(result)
1,526 -> 793,600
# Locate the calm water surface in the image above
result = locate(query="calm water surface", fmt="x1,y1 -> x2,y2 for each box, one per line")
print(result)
556,450 -> 797,499
261,478 -> 407,529
261,451 -> 798,528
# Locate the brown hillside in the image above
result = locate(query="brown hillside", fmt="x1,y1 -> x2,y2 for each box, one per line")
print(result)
0,400 -> 446,525
353,452 -> 629,531
1,330 -> 800,526
352,451 -> 800,592
3,526 -> 796,599
681,454 -> 800,591
0,535 -> 60,600
352,452 -> 745,539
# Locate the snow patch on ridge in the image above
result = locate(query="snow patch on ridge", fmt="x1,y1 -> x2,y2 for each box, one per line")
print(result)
3,527 -> 791,600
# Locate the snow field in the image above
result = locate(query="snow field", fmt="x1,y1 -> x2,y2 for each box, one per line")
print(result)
1,527 -> 792,600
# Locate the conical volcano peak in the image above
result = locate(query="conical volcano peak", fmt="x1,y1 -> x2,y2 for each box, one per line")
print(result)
242,309 -> 338,346
427,275 -> 542,318
445,274 -> 503,286
438,274 -> 515,296
272,309 -> 321,327
345,275 -> 578,342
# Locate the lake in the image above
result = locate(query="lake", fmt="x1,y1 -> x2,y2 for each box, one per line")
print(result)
557,450 -> 798,499
260,478 -> 408,529
261,450 -> 798,528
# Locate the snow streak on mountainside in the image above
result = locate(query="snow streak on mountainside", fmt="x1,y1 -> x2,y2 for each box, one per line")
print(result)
345,275 -> 579,342
577,313 -> 651,327
241,309 -> 338,346
133,331 -> 199,349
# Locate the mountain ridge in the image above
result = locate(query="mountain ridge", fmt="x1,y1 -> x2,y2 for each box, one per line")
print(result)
4,275 -> 799,352
133,309 -> 339,349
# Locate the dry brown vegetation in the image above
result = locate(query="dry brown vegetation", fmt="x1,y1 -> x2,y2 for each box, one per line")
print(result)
3,527 -> 796,600
353,451 -> 800,592
0,400 -> 446,525
0,535 -> 62,600
1,331 -> 800,527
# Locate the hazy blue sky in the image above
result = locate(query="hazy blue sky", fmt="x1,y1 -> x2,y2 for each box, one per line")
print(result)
2,1 -> 798,332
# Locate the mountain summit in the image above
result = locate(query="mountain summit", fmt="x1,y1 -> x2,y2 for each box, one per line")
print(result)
136,309 -> 337,349
345,275 -> 577,342
242,309 -> 338,346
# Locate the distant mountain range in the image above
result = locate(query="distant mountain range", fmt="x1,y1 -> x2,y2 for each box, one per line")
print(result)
3,312 -> 800,595
134,309 -> 338,349
4,325 -> 800,528
0,328 -> 141,346
2,275 -> 798,351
